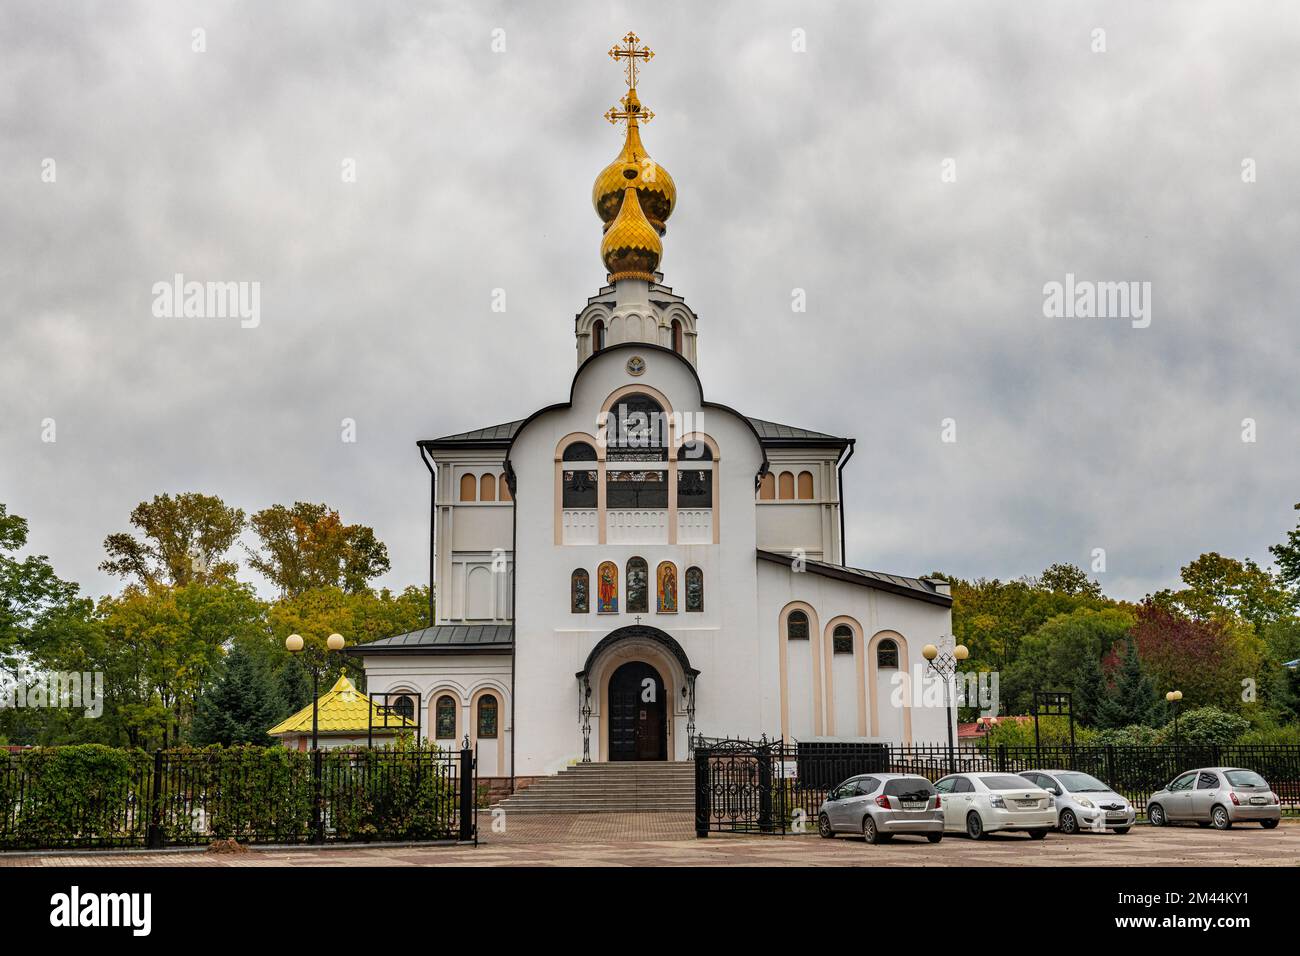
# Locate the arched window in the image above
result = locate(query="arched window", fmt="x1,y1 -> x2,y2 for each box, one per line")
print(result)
435,695 -> 457,739
626,557 -> 649,613
498,474 -> 512,501
607,394 -> 666,453
833,624 -> 854,655
391,695 -> 415,721
657,562 -> 678,613
563,442 -> 598,508
758,472 -> 775,500
677,442 -> 713,508
685,566 -> 704,612
592,318 -> 606,352
797,471 -> 814,500
477,695 -> 498,739
480,473 -> 496,501
877,639 -> 899,669
787,610 -> 809,641
778,471 -> 795,500
459,474 -> 477,501
571,569 -> 589,613
597,561 -> 618,613
671,319 -> 683,354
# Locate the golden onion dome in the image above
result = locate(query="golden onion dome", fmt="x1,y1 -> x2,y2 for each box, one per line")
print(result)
592,90 -> 676,234
601,186 -> 661,281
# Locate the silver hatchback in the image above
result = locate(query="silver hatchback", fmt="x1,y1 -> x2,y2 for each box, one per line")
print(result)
1147,767 -> 1282,830
817,773 -> 944,844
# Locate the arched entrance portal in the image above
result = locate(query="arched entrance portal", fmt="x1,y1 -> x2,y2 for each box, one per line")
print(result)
608,661 -> 667,761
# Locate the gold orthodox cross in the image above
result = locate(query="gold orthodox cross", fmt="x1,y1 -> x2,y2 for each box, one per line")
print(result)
609,31 -> 654,89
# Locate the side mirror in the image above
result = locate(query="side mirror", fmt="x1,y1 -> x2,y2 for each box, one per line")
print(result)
1049,786 -> 1061,796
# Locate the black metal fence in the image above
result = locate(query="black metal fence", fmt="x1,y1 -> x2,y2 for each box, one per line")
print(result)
0,744 -> 476,851
694,736 -> 1300,836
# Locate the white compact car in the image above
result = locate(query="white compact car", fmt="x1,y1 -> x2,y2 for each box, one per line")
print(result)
934,772 -> 1057,839
1020,769 -> 1136,834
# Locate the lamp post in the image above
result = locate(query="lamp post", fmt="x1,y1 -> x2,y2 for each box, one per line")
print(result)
285,631 -> 346,751
1165,690 -> 1183,747
923,641 -> 969,775
977,715 -> 998,757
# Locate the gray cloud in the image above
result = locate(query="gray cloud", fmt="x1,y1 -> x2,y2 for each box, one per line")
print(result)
2,0 -> 1297,604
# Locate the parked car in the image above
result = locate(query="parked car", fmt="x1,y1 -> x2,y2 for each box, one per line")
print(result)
934,772 -> 1056,839
1019,769 -> 1136,834
817,773 -> 944,844
1147,767 -> 1282,830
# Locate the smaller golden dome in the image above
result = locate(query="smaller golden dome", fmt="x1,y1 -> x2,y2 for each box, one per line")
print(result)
592,90 -> 676,235
601,186 -> 661,281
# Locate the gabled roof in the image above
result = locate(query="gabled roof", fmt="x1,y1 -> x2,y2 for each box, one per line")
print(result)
347,624 -> 514,656
267,673 -> 418,736
756,549 -> 953,607
423,416 -> 845,449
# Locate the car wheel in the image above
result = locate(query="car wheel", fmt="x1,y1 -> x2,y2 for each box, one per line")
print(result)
1113,827 -> 1130,835
862,815 -> 881,845
1059,809 -> 1078,834
927,832 -> 943,843
966,811 -> 985,840
1211,805 -> 1232,830
818,813 -> 834,839
1148,803 -> 1166,827
1261,819 -> 1279,830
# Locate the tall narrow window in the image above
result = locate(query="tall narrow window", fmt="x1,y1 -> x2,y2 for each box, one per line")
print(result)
833,624 -> 854,654
571,569 -> 589,613
657,561 -> 678,613
877,639 -> 899,669
626,557 -> 649,613
480,473 -> 496,501
787,610 -> 809,641
797,471 -> 814,500
459,474 -> 477,501
563,442 -> 598,508
758,472 -> 775,500
597,561 -> 618,613
435,695 -> 456,739
778,471 -> 795,500
685,566 -> 704,612
671,319 -> 683,354
593,319 -> 606,352
477,695 -> 498,739
498,474 -> 512,501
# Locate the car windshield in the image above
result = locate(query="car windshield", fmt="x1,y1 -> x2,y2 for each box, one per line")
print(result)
1225,770 -> 1268,788
1056,772 -> 1110,793
980,775 -> 1036,791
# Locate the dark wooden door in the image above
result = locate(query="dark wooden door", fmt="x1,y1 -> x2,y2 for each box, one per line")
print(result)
608,661 -> 666,761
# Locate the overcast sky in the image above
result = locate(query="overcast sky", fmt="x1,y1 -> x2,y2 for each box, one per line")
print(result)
2,1 -> 1298,605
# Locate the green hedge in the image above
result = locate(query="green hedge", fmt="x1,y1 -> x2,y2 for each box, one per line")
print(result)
0,742 -> 461,850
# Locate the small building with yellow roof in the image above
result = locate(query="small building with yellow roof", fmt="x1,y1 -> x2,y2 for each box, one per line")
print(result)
268,671 -> 419,751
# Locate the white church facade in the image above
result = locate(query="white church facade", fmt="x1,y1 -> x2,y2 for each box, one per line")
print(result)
353,34 -> 956,784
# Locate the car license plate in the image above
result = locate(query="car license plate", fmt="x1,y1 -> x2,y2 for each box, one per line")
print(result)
1015,799 -> 1037,808
1250,796 -> 1267,805
902,801 -> 927,810
1107,812 -> 1126,819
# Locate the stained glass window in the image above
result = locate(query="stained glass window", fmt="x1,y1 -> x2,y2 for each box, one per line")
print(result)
787,610 -> 809,641
597,561 -> 618,613
657,562 -> 677,613
833,624 -> 854,655
477,696 -> 498,739
627,557 -> 649,613
571,569 -> 589,613
685,566 -> 703,612
435,695 -> 456,739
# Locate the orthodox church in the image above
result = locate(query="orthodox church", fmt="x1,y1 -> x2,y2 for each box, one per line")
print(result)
353,33 -> 955,783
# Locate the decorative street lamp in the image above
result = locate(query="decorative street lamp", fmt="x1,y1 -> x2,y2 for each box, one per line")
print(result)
1165,689 -> 1184,747
977,715 -> 999,756
923,641 -> 969,775
285,631 -> 346,751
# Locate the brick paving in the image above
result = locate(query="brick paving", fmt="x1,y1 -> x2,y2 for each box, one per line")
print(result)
1,816 -> 1295,867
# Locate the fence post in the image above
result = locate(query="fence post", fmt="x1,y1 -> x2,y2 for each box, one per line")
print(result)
1105,744 -> 1116,788
694,748 -> 710,838
312,749 -> 324,845
757,748 -> 774,833
996,744 -> 1007,773
146,749 -> 164,850
458,743 -> 475,843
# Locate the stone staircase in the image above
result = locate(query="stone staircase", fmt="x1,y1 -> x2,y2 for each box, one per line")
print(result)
494,761 -> 695,813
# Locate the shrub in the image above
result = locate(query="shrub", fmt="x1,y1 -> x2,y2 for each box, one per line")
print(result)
1156,706 -> 1250,745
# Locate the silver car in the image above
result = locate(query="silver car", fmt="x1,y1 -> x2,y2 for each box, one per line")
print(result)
1148,767 -> 1282,830
817,773 -> 944,844
1020,769 -> 1136,834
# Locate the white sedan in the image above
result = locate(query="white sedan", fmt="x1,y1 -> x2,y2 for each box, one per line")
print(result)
934,773 -> 1057,839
